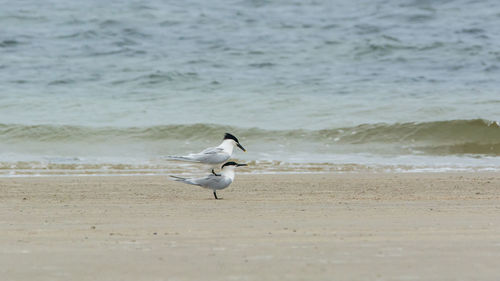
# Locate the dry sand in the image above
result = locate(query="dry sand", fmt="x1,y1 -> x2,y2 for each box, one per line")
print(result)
1,173 -> 500,281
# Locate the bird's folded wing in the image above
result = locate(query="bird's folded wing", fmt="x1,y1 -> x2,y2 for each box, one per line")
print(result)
192,174 -> 223,186
198,147 -> 224,155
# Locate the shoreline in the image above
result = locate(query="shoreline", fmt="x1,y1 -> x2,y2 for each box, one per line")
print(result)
1,169 -> 500,178
1,161 -> 500,177
1,173 -> 499,280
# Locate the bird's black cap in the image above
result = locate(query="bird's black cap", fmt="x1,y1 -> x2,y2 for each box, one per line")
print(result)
224,133 -> 246,152
221,162 -> 248,168
223,133 -> 240,143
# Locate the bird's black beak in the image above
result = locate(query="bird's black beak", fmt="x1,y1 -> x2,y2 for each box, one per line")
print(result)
236,163 -> 248,167
237,143 -> 246,152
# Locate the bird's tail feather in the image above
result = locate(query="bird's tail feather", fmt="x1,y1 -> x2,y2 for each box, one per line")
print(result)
170,175 -> 187,181
169,175 -> 198,186
164,155 -> 199,162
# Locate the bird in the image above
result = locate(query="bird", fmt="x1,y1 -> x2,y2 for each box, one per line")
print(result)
166,133 -> 246,175
170,162 -> 247,199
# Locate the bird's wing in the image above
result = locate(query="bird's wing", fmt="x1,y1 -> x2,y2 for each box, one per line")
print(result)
172,174 -> 231,190
188,147 -> 229,164
199,147 -> 223,154
166,147 -> 224,163
191,174 -> 226,188
169,175 -> 197,185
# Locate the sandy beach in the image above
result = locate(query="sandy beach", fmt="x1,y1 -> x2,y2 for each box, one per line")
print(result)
1,173 -> 499,280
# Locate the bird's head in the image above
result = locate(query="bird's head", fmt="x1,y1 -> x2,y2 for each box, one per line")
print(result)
223,133 -> 246,152
221,161 -> 248,170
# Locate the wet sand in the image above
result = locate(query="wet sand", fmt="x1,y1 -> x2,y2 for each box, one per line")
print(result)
1,173 -> 500,280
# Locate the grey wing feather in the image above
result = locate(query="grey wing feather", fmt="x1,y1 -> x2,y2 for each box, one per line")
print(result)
191,174 -> 232,190
166,155 -> 199,162
188,147 -> 230,164
191,174 -> 222,186
170,174 -> 232,190
167,147 -> 229,164
199,147 -> 223,154
169,175 -> 194,184
170,175 -> 186,181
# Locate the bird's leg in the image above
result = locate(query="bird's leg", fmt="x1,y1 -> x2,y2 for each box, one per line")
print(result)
212,169 -> 221,176
213,191 -> 219,200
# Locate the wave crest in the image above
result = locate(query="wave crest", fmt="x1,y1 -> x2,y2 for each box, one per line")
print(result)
0,119 -> 499,155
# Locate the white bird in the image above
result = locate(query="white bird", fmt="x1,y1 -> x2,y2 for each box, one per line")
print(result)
167,133 -> 246,175
170,162 -> 247,199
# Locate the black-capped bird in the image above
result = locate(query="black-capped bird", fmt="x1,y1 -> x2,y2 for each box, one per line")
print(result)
170,162 -> 247,199
167,133 -> 246,175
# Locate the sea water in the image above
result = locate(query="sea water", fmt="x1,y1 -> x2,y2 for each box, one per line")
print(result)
1,0 -> 499,175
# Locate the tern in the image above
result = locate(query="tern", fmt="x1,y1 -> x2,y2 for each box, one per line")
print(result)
167,133 -> 246,175
170,162 -> 247,199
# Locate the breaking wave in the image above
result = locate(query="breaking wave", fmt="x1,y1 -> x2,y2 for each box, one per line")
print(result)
0,119 -> 499,156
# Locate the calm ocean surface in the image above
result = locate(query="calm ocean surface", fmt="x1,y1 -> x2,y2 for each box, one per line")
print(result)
1,0 -> 499,175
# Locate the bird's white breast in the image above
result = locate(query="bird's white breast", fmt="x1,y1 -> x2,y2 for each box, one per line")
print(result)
217,139 -> 235,155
